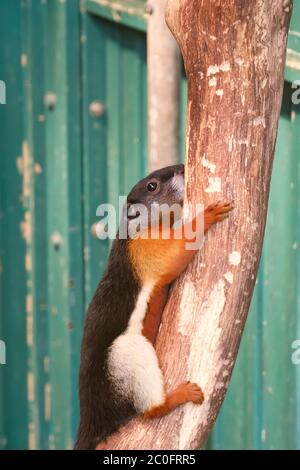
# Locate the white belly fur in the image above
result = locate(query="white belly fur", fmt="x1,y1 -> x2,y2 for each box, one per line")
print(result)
107,283 -> 166,412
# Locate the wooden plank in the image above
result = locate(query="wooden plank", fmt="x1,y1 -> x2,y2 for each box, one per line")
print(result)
261,84 -> 298,449
0,0 -> 28,450
20,0 -> 49,450
81,13 -> 109,304
120,26 -> 147,192
45,0 -> 83,449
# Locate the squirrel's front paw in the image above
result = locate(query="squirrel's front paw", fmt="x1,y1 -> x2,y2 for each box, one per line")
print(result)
205,200 -> 234,223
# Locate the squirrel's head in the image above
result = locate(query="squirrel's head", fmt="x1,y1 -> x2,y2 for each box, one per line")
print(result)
122,164 -> 185,236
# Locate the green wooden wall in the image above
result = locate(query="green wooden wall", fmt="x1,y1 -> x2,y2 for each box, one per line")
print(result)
0,0 -> 299,450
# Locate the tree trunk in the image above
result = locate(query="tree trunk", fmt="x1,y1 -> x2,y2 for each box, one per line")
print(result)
97,0 -> 292,450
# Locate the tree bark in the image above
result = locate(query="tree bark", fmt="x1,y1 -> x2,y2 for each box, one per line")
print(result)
97,0 -> 292,449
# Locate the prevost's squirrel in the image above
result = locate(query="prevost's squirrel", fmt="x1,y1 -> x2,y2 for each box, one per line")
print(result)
75,164 -> 233,450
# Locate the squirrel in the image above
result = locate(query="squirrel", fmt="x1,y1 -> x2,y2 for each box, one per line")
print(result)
75,163 -> 233,450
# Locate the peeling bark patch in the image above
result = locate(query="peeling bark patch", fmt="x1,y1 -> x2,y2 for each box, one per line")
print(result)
205,177 -> 221,193
235,57 -> 244,66
253,116 -> 266,128
224,271 -> 234,284
179,280 -> 226,449
177,281 -> 197,335
207,62 -> 231,76
237,139 -> 249,147
229,251 -> 241,266
207,65 -> 220,76
201,155 -> 216,173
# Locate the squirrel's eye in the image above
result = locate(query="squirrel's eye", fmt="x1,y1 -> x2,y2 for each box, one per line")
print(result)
147,181 -> 158,192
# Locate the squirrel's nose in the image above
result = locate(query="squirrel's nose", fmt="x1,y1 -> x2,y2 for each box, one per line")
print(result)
175,164 -> 184,175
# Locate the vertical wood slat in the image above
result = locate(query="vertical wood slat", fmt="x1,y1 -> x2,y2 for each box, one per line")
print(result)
45,0 -> 83,449
0,0 -> 28,450
21,0 -> 49,450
